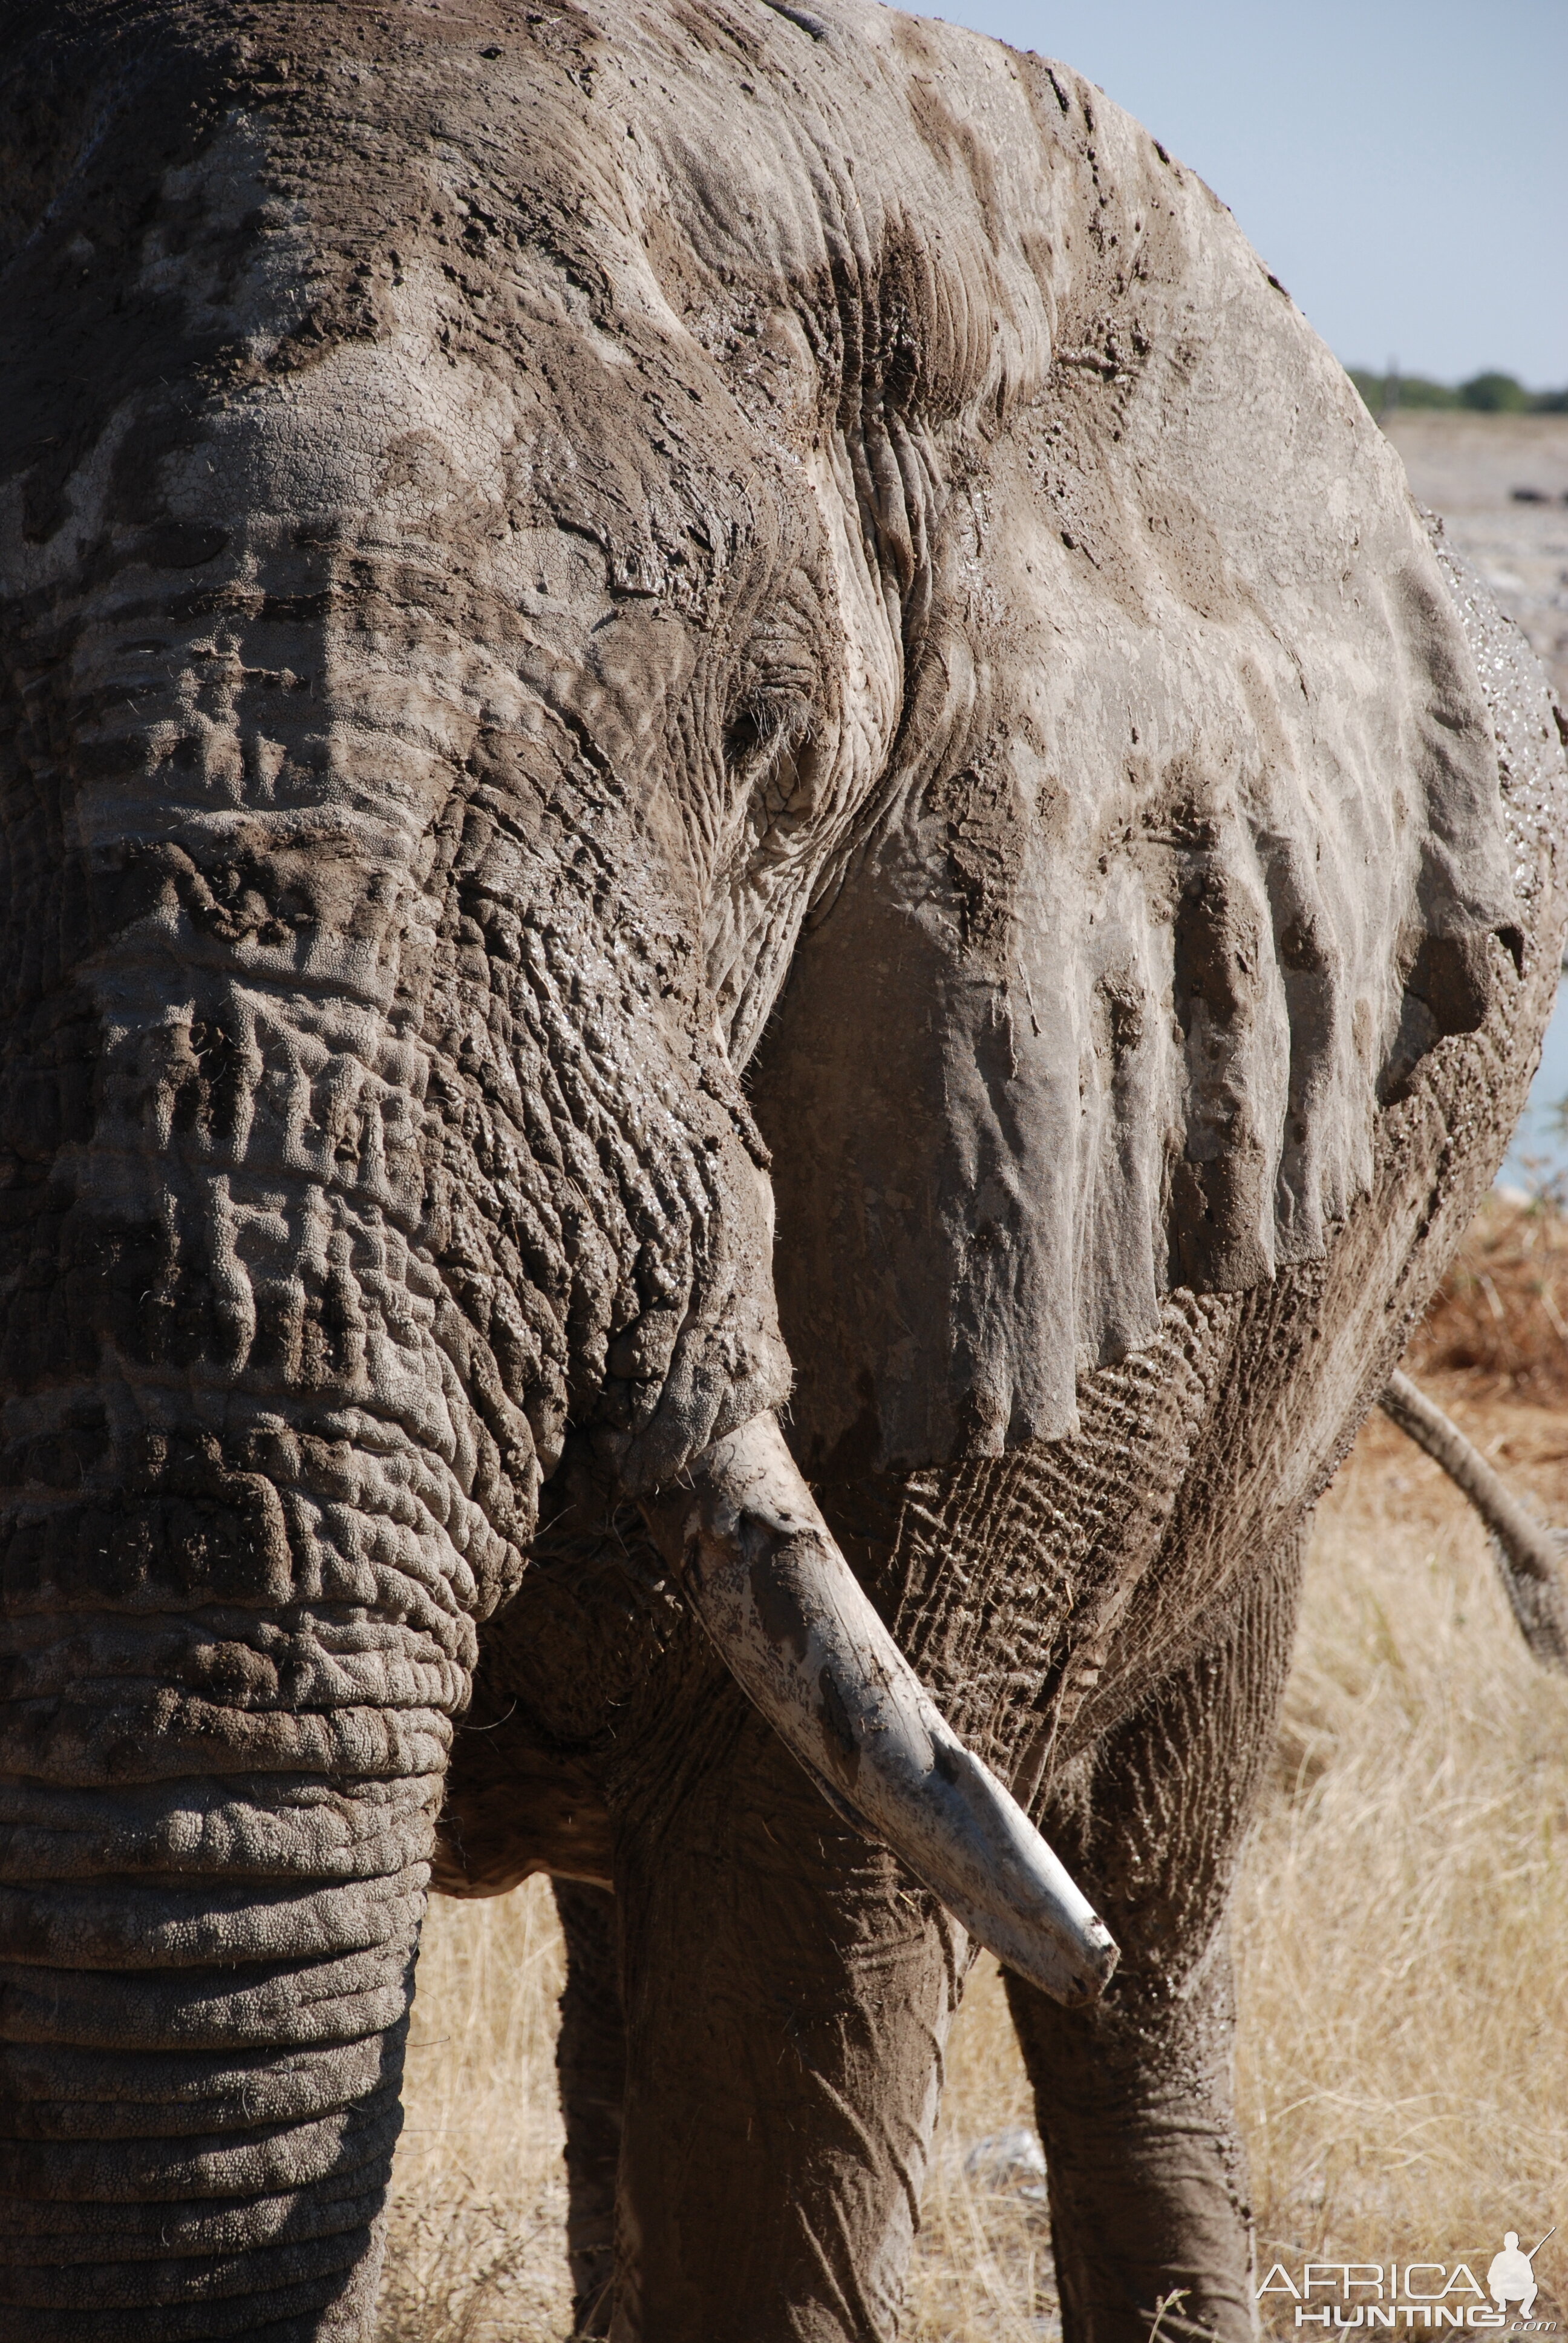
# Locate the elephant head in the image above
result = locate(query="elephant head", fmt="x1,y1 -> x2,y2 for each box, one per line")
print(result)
0,2 -> 1533,2336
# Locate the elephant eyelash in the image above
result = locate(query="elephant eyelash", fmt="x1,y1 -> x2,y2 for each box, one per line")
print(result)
723,693 -> 814,781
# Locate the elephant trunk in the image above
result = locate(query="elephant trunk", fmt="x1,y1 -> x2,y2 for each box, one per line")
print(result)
0,503 -> 545,2326
0,398 -> 806,2339
643,1414 -> 1120,2006
0,1490 -> 450,2336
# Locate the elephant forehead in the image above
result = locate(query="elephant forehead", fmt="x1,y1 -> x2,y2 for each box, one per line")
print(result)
155,334 -> 528,528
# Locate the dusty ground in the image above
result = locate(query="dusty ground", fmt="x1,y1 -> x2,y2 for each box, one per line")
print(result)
1387,411 -> 1568,709
379,1200 -> 1568,2339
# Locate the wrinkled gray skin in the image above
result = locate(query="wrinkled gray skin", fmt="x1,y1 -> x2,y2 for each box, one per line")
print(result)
1,3 -> 1564,2339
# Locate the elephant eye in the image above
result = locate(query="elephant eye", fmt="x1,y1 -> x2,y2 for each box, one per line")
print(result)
724,705 -> 768,770
724,691 -> 813,779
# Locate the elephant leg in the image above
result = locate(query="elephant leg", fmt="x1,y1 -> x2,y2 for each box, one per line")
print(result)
1006,1527 -> 1305,2343
554,1880 -> 625,2340
607,1657 -> 964,2343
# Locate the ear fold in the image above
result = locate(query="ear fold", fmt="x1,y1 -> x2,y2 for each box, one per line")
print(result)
750,693 -> 1085,1478
748,50 -> 1518,1480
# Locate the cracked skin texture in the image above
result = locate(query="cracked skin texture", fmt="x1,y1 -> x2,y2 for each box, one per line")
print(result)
0,1 -> 1563,2338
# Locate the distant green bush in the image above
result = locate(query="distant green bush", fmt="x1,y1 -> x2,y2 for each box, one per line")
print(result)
1459,371 -> 1532,413
1348,367 -> 1568,417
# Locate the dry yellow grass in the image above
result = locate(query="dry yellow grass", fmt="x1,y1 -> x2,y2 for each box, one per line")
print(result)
380,1884 -> 570,2342
381,1358 -> 1568,2339
1238,1386 -> 1568,2325
1407,1194 -> 1568,1400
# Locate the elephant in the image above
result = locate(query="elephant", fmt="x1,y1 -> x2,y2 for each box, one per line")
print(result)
1,1 -> 1564,2339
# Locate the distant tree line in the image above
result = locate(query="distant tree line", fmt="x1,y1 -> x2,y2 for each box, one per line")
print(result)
1350,367 -> 1568,416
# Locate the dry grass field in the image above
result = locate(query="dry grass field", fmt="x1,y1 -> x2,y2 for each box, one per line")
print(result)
378,1199 -> 1568,2341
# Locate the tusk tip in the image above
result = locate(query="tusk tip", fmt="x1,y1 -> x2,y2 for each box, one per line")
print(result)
1059,1920 -> 1120,2007
1016,1911 -> 1120,2008
966,1888 -> 1120,2008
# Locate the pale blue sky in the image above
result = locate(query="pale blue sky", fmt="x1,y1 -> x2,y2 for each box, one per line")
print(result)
920,1 -> 1567,390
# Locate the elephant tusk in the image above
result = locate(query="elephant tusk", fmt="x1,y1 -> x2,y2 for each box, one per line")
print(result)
1380,1369 -> 1568,1672
641,1412 -> 1120,2008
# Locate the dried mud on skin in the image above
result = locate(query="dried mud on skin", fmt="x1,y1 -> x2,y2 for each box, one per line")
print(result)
382,1213 -> 1568,2339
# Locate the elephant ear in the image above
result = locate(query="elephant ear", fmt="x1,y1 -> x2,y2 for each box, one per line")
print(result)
747,55 -> 1520,1478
